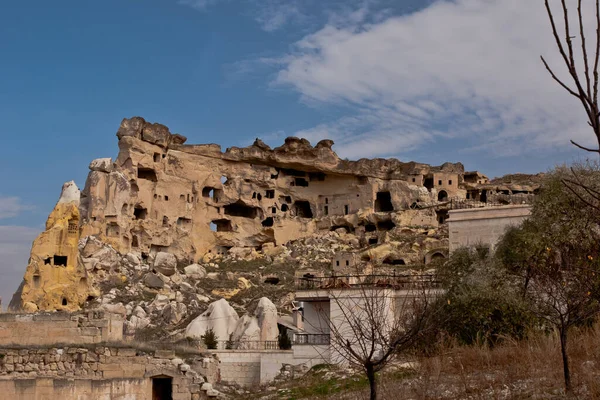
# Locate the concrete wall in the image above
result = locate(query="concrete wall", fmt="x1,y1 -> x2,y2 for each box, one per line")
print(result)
0,311 -> 123,346
301,301 -> 330,334
0,378 -> 150,400
448,205 -> 531,252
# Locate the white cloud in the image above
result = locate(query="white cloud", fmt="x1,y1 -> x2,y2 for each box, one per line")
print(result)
177,0 -> 223,11
0,197 -> 33,219
274,0 -> 599,159
0,226 -> 40,309
254,0 -> 303,32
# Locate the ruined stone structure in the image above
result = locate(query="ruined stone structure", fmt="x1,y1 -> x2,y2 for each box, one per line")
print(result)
11,117 -> 539,312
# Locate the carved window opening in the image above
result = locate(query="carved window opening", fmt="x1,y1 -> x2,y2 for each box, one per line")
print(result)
436,210 -> 449,224
137,167 -> 158,182
221,176 -> 228,184
264,277 -> 279,285
293,201 -> 313,218
412,178 -> 416,183
294,177 -> 309,187
377,220 -> 396,231
257,193 -> 262,201
54,256 -> 68,267
374,192 -> 394,212
62,298 -> 68,306
33,275 -> 40,288
383,257 -> 406,266
365,224 -> 376,232
272,207 -> 277,214
180,194 -> 185,201
164,195 -> 169,201
262,217 -> 274,227
368,238 -> 378,245
325,198 -> 328,204
177,218 -> 192,230
203,187 -> 216,198
438,180 -> 442,185
266,190 -> 275,199
324,206 -> 328,216
448,180 -> 453,185
224,201 -> 258,219
212,219 -> 233,232
252,192 -> 256,199
134,206 -> 147,220
44,258 -> 51,265
281,204 -> 289,212
284,196 -> 292,203
132,236 -> 139,248
309,172 -> 326,182
153,153 -> 161,162
344,205 -> 349,215
438,190 -> 448,202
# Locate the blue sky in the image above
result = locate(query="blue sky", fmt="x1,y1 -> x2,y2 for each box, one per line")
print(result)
0,0 -> 594,303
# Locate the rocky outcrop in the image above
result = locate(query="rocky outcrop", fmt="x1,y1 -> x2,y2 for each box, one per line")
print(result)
9,182 -> 97,312
12,116 -> 517,313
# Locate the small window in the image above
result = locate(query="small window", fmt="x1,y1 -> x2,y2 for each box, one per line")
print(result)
272,207 -> 277,214
448,180 -> 452,185
33,275 -> 40,288
344,205 -> 349,215
336,260 -> 340,266
325,198 -> 328,204
281,204 -> 289,212
62,298 -> 68,306
412,178 -> 416,183
164,195 -> 169,201
54,256 -> 68,266
324,206 -> 328,216
266,190 -> 275,199
438,180 -> 442,185
345,260 -> 349,266
153,153 -> 160,162
44,258 -> 51,265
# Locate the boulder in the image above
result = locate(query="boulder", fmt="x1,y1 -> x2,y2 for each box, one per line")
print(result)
143,273 -> 164,289
154,252 -> 177,276
184,264 -> 207,280
162,302 -> 187,325
116,116 -> 145,140
255,297 -> 279,341
89,158 -> 113,173
185,298 -> 239,341
230,315 -> 261,346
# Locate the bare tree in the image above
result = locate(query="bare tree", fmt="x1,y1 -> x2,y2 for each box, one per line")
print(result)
542,0 -> 600,153
311,274 -> 438,400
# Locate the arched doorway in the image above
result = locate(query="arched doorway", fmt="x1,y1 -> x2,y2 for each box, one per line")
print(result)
438,190 -> 448,201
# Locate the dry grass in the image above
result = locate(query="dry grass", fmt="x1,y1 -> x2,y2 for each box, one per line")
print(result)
260,326 -> 600,399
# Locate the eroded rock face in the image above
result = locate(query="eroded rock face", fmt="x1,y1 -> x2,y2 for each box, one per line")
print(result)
185,298 -> 239,341
9,182 -> 98,312
12,116 -> 536,312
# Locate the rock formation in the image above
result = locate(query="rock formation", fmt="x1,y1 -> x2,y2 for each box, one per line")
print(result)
10,116 -> 539,314
9,182 -> 97,312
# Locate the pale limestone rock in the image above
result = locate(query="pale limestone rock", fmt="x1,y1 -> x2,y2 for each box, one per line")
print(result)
143,273 -> 164,289
184,264 -> 207,280
89,158 -> 113,173
255,297 -> 279,341
185,298 -> 239,341
154,252 -> 177,276
162,302 -> 187,325
230,315 -> 261,345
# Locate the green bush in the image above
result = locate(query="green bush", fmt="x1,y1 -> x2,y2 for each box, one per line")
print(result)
201,328 -> 218,349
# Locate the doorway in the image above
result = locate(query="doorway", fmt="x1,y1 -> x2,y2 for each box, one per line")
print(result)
152,376 -> 173,400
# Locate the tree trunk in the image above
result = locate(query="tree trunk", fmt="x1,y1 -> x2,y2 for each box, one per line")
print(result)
560,327 -> 572,394
366,364 -> 377,400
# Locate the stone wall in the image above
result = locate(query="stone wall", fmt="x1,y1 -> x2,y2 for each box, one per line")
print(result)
448,205 -> 532,252
0,345 -> 218,399
0,311 -> 123,346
